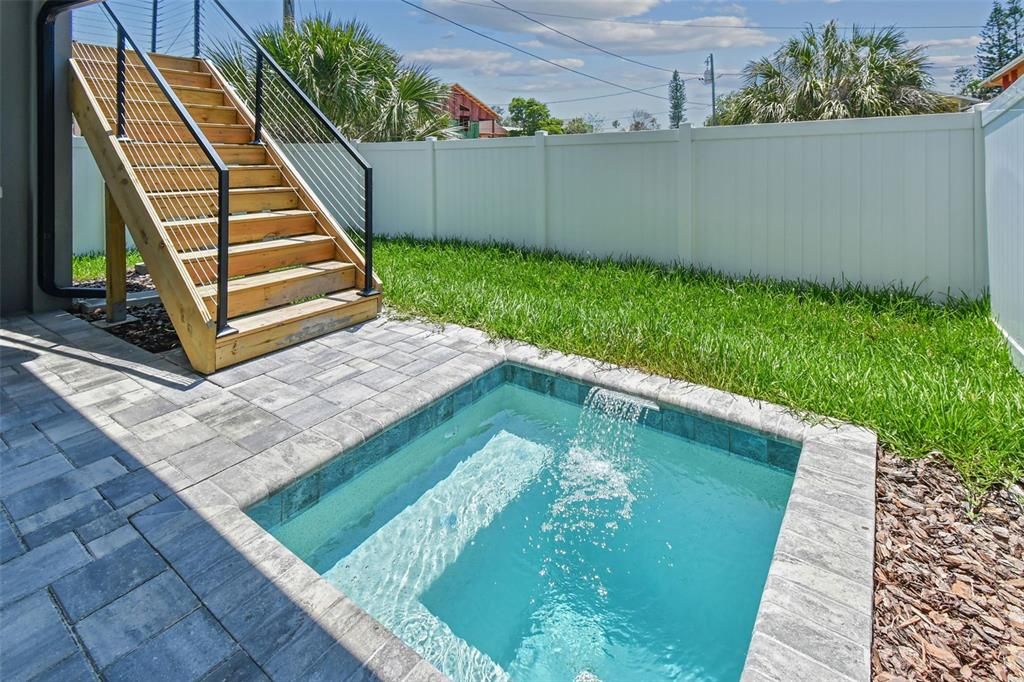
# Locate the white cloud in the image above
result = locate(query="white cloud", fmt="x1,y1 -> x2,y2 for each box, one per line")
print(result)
928,54 -> 975,69
911,36 -> 980,50
406,47 -> 585,77
421,0 -> 776,56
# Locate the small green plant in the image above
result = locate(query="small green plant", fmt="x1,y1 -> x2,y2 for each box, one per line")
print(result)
377,236 -> 1024,496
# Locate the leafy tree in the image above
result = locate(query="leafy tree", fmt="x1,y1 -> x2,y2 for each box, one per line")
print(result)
629,109 -> 660,130
611,119 -> 621,130
563,117 -> 594,134
209,15 -> 451,142
950,65 -> 989,99
952,65 -> 975,94
719,21 -> 944,124
507,97 -> 563,135
704,92 -> 743,126
584,113 -> 605,132
668,70 -> 687,128
977,0 -> 1023,78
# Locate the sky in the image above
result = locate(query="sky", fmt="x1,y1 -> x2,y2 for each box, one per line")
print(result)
220,0 -> 992,127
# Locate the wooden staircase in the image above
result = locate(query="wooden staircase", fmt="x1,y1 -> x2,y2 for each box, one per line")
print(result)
69,44 -> 381,374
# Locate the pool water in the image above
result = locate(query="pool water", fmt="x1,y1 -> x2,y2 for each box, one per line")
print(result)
255,371 -> 796,682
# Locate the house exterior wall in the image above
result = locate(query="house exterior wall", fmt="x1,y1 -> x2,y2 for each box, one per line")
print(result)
982,80 -> 1024,372
351,113 -> 988,300
1,0 -> 73,316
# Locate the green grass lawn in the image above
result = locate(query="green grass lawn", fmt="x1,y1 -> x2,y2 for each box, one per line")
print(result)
72,250 -> 144,282
378,236 -> 1024,498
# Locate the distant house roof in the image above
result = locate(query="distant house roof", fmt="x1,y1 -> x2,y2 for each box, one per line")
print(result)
449,84 -> 501,121
937,91 -> 982,111
981,53 -> 1024,90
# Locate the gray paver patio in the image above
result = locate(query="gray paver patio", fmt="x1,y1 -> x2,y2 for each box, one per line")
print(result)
0,309 -> 875,681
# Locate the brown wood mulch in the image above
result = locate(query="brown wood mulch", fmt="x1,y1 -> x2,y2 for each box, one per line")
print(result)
73,273 -> 181,353
76,270 -> 155,293
874,448 -> 1024,681
72,278 -> 1024,680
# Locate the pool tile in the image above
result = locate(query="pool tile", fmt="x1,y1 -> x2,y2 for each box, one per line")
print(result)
281,475 -> 320,521
640,407 -> 663,430
767,439 -> 801,472
731,429 -> 768,462
661,408 -> 695,439
694,416 -> 731,451
552,375 -> 580,404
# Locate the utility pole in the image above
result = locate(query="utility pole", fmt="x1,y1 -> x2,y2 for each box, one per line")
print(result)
703,53 -> 717,125
284,0 -> 295,29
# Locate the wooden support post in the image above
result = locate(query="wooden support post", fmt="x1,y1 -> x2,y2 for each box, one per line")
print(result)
104,186 -> 127,322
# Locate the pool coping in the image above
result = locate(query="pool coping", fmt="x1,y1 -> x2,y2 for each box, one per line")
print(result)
180,333 -> 875,682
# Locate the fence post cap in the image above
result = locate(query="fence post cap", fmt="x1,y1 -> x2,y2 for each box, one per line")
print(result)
535,130 -> 549,137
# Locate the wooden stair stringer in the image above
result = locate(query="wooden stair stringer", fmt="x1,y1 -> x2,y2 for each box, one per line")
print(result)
69,58 -> 218,373
204,60 -> 383,296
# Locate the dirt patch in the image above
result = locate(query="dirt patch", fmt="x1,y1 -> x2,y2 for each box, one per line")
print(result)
874,449 -> 1024,680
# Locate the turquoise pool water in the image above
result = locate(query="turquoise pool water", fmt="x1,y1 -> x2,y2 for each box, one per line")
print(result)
253,368 -> 796,682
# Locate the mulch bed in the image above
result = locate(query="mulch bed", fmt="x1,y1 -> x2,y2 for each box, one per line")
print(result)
76,271 -> 156,293
72,274 -> 180,354
874,449 -> 1024,681
70,285 -> 1024,679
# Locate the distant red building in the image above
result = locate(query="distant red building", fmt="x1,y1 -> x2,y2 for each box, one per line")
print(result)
981,54 -> 1024,92
447,84 -> 507,138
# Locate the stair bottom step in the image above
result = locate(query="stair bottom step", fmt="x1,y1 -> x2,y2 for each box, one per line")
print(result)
214,290 -> 380,369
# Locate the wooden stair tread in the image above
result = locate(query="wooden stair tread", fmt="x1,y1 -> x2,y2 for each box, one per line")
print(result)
179,234 -> 334,262
197,261 -> 353,296
136,163 -> 277,172
75,57 -> 206,78
95,96 -> 237,114
163,209 -> 315,229
122,118 -> 249,130
148,186 -> 296,199
225,289 -> 369,334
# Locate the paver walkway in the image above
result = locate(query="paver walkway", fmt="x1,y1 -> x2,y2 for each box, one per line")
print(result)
0,310 -> 498,681
1,309 -> 876,682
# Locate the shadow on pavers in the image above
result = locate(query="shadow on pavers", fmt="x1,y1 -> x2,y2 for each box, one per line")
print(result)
0,314 -> 422,681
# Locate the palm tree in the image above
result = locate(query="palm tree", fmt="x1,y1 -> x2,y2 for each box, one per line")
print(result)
210,16 -> 453,142
717,21 -> 946,125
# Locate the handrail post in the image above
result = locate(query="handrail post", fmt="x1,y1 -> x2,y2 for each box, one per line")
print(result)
251,52 -> 264,144
192,0 -> 200,57
216,168 -> 234,334
115,27 -> 127,138
359,167 -> 378,296
150,0 -> 158,53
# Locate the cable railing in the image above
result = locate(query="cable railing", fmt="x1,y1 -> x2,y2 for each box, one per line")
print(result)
69,1 -> 233,334
201,0 -> 377,296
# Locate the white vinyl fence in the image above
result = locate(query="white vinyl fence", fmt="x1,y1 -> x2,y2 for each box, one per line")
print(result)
72,136 -> 134,254
982,80 -> 1024,372
72,112 -> 989,299
356,112 -> 988,299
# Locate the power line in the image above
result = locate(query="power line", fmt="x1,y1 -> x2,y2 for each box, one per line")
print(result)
542,76 -> 704,105
447,0 -> 983,31
400,0 -> 667,101
488,0 -> 700,76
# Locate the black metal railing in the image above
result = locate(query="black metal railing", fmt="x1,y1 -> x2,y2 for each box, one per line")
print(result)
208,0 -> 377,296
101,2 -> 233,333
